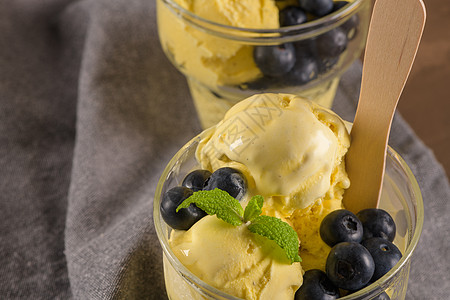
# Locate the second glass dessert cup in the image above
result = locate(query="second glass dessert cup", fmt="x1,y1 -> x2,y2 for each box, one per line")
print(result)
156,0 -> 371,128
154,131 -> 424,300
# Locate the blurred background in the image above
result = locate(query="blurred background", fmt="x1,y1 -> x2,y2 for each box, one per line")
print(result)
394,0 -> 450,176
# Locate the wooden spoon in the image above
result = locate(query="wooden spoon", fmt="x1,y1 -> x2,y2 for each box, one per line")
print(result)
343,0 -> 426,213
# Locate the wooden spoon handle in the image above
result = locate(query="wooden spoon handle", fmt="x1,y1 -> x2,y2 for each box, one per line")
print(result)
343,0 -> 426,213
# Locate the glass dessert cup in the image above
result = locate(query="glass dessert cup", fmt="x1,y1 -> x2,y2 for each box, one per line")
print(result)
154,130 -> 424,300
156,0 -> 371,129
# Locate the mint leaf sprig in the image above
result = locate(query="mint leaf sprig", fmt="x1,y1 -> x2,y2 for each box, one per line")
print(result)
176,188 -> 243,226
177,189 -> 301,264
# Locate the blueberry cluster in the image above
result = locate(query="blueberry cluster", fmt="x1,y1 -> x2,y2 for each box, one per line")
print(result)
295,208 -> 401,299
247,0 -> 359,90
160,167 -> 247,230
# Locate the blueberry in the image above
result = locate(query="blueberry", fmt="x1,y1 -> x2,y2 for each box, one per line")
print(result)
279,6 -> 307,26
320,209 -> 363,247
333,0 -> 349,10
294,269 -> 340,300
253,43 -> 296,77
286,55 -> 318,85
204,167 -> 247,200
356,208 -> 396,242
241,76 -> 275,90
298,0 -> 334,17
362,237 -> 402,282
326,242 -> 375,291
182,169 -> 212,192
333,1 -> 360,40
294,39 -> 316,55
317,56 -> 339,74
316,28 -> 348,58
160,186 -> 206,230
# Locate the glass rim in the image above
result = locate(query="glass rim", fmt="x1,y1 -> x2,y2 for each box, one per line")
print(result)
153,131 -> 424,300
159,0 -> 368,43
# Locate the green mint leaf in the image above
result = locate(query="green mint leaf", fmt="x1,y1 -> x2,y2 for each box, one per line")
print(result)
243,195 -> 264,222
248,215 -> 302,263
176,188 -> 244,226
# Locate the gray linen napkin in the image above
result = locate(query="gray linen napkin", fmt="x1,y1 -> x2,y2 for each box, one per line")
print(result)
0,0 -> 448,299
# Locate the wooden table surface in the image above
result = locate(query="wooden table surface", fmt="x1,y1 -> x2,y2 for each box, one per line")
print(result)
392,0 -> 449,177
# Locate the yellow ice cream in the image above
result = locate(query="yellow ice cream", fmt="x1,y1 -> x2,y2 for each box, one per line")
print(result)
196,93 -> 350,271
167,93 -> 351,299
196,93 -> 350,212
169,215 -> 303,300
157,0 -> 278,87
156,0 -> 365,128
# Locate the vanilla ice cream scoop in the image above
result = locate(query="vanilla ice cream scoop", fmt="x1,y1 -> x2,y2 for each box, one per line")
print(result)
196,93 -> 350,215
170,215 -> 303,300
157,0 -> 278,87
